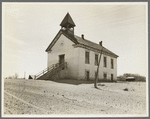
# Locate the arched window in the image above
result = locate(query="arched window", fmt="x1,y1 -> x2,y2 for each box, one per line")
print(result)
70,28 -> 73,31
62,27 -> 66,30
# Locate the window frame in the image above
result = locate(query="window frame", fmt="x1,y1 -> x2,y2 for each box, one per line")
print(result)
111,74 -> 113,81
111,59 -> 114,69
103,56 -> 107,68
85,70 -> 90,81
85,51 -> 90,64
95,54 -> 98,66
103,72 -> 107,79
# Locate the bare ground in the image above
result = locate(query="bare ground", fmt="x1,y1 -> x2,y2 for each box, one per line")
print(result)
3,79 -> 147,116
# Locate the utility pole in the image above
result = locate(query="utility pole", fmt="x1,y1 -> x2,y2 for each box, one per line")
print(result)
94,41 -> 103,88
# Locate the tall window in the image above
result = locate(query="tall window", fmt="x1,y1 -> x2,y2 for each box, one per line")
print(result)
85,71 -> 90,81
104,56 -> 107,67
85,51 -> 90,64
111,74 -> 113,81
111,59 -> 114,69
103,73 -> 107,79
95,54 -> 98,66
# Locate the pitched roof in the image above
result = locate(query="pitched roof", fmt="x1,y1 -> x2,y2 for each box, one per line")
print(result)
46,30 -> 118,58
60,13 -> 76,27
45,30 -> 78,52
74,35 -> 119,57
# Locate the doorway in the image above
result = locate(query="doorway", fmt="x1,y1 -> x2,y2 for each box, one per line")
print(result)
59,54 -> 65,65
85,71 -> 90,81
59,54 -> 65,70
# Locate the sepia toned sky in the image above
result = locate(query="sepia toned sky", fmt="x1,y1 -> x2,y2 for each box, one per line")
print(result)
2,2 -> 148,79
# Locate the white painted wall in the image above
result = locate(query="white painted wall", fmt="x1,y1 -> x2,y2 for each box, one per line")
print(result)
100,54 -> 117,81
78,48 -> 117,81
47,34 -> 79,79
47,34 -> 117,81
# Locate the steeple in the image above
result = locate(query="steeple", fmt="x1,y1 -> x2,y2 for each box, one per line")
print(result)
60,13 -> 75,35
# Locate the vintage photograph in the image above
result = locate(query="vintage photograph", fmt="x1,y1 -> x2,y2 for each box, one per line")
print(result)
2,2 -> 148,117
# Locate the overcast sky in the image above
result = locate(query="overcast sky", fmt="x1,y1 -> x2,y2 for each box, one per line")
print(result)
2,2 -> 148,79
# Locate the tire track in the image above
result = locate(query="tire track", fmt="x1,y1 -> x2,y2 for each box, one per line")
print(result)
4,91 -> 50,114
4,107 -> 13,114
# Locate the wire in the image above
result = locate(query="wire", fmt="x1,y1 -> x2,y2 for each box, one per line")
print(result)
76,6 -> 137,20
78,19 -> 145,32
100,15 -> 144,24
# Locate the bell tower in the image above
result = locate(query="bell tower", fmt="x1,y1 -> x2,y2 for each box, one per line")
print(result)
60,13 -> 76,35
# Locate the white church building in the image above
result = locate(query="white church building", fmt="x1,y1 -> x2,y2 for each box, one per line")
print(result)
35,13 -> 119,81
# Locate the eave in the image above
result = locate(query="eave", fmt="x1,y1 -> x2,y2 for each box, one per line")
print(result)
45,30 -> 78,52
73,44 -> 119,58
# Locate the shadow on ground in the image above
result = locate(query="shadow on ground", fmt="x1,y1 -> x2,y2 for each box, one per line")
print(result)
43,79 -> 116,85
44,79 -> 94,85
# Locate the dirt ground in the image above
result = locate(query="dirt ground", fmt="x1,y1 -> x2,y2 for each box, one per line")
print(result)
3,79 -> 148,116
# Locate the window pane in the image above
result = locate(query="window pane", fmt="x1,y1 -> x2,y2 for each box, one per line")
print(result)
104,57 -> 107,67
111,74 -> 113,81
111,59 -> 114,69
103,73 -> 107,79
86,71 -> 90,81
85,52 -> 90,64
95,54 -> 98,65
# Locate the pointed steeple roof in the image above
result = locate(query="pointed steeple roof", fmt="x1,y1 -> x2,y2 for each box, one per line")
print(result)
60,13 -> 76,27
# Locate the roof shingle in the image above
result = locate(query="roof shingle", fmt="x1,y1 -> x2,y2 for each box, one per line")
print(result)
46,29 -> 118,58
74,35 -> 119,57
60,13 -> 76,27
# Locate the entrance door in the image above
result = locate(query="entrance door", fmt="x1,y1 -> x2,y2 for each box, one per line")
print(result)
59,54 -> 65,64
86,71 -> 90,81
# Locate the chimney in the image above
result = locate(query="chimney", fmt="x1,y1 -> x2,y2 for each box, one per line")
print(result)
99,41 -> 102,46
81,34 -> 84,40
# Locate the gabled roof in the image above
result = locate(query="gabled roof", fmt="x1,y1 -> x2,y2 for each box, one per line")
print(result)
46,30 -> 118,58
74,35 -> 119,57
60,13 -> 76,27
45,30 -> 78,52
